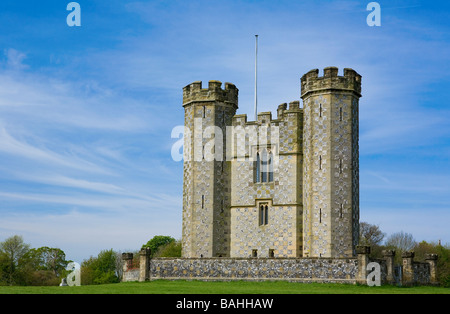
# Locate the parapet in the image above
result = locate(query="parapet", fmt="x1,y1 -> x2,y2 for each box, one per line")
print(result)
183,80 -> 238,108
300,67 -> 362,98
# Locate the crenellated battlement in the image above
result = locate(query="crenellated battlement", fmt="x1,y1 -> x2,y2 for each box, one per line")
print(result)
232,100 -> 302,128
301,67 -> 362,98
183,80 -> 239,108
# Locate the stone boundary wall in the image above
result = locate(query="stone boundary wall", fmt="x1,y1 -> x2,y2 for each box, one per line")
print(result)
121,246 -> 438,286
149,257 -> 358,283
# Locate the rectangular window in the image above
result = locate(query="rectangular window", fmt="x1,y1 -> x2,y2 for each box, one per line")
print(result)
269,249 -> 275,258
252,250 -> 258,258
255,150 -> 274,183
255,153 -> 261,183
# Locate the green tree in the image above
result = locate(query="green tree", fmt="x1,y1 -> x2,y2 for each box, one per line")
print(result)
81,249 -> 120,285
0,235 -> 30,285
142,236 -> 175,257
154,240 -> 182,257
26,247 -> 67,276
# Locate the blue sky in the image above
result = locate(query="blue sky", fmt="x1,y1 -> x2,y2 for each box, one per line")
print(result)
0,0 -> 449,262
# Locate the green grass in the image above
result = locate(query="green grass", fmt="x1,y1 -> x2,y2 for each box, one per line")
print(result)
0,280 -> 449,294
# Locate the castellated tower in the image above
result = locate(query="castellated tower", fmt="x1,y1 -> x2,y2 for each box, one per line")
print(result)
181,67 -> 361,259
301,67 -> 362,258
181,80 -> 238,258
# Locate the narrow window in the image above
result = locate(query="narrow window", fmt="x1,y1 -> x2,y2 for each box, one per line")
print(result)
319,208 -> 322,223
268,151 -> 274,182
257,149 -> 273,183
203,105 -> 206,118
340,203 -> 343,218
339,158 -> 342,174
259,203 -> 269,226
319,155 -> 322,170
202,195 -> 204,209
339,107 -> 343,121
256,152 -> 261,183
264,205 -> 269,225
221,199 -> 224,213
252,250 -> 258,258
319,103 -> 322,117
269,249 -> 275,258
259,205 -> 264,226
261,150 -> 268,182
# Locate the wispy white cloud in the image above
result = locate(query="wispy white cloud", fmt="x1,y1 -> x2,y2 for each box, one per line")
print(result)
0,127 -> 109,174
3,48 -> 28,70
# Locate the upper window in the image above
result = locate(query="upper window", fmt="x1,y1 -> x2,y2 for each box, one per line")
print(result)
255,149 -> 273,183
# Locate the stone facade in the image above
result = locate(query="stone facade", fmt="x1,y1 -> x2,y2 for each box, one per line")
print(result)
182,67 -> 361,259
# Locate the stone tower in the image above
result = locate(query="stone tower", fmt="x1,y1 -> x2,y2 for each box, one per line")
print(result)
181,80 -> 238,258
301,67 -> 362,257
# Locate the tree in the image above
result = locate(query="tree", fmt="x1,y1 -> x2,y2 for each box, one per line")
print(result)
154,240 -> 182,257
25,247 -> 67,276
81,249 -> 120,285
0,235 -> 30,285
385,231 -> 416,252
359,222 -> 385,247
142,236 -> 175,257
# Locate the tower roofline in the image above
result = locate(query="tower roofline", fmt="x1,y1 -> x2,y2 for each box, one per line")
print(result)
300,67 -> 362,99
182,80 -> 238,108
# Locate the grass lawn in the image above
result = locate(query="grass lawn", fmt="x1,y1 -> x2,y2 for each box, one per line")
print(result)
0,280 -> 449,294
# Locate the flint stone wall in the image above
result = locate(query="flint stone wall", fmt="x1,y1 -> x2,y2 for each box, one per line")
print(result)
148,257 -> 358,283
412,262 -> 431,285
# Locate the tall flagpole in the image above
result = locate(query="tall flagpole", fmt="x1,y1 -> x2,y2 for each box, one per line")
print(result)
254,35 -> 258,121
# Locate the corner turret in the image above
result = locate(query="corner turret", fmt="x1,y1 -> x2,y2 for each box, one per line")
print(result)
183,80 -> 238,108
301,67 -> 361,98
